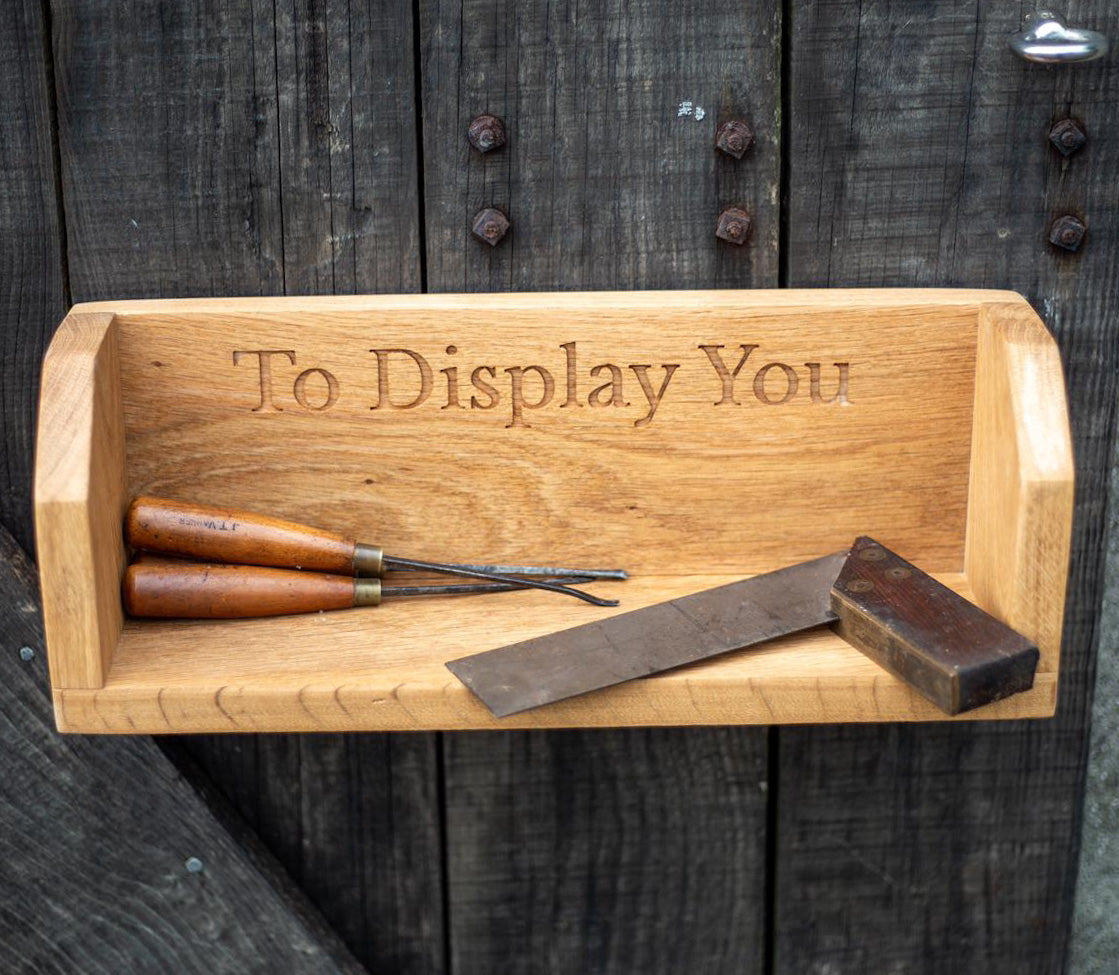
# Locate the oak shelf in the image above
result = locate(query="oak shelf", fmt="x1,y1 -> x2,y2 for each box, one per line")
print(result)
34,289 -> 1073,733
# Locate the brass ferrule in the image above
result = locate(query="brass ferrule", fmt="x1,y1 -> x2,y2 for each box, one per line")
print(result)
352,543 -> 385,577
353,578 -> 382,607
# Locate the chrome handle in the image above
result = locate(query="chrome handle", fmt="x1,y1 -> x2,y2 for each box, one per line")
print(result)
1010,11 -> 1109,64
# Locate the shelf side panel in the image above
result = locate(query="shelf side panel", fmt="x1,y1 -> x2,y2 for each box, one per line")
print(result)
35,312 -> 127,689
965,300 -> 1075,688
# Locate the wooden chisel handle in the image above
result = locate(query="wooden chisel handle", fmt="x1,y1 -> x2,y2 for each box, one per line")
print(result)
126,496 -> 384,575
123,557 -> 382,618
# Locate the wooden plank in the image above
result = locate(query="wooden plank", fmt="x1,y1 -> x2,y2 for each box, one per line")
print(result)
273,0 -> 421,295
445,729 -> 769,974
0,526 -> 364,975
169,731 -> 445,973
419,0 -> 780,968
1070,422 -> 1119,970
99,292 -> 986,576
62,572 -> 1065,732
51,2 -> 441,971
0,0 -> 67,554
776,2 -> 1119,970
419,0 -> 781,293
54,0 -> 283,299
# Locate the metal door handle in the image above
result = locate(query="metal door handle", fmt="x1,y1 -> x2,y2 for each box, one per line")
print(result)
1010,11 -> 1109,64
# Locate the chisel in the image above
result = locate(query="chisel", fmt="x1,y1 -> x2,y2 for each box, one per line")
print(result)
123,556 -> 597,619
447,538 -> 1039,717
125,496 -> 624,607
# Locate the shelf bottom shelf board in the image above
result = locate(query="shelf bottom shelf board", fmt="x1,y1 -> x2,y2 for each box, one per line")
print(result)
53,572 -> 1057,733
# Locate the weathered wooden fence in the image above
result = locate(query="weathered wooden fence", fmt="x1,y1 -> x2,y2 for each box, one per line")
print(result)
3,2 -> 1116,972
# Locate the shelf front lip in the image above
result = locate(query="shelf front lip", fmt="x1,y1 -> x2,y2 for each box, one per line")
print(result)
53,669 -> 1058,735
51,567 -> 1059,733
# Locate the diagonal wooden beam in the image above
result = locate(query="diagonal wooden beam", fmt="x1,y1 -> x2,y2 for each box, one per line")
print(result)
0,526 -> 365,975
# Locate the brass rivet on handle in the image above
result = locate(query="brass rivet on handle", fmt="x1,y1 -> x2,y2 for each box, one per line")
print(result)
857,547 -> 887,562
846,579 -> 875,594
885,566 -> 912,581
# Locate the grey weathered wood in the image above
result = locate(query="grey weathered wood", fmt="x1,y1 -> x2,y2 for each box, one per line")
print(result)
17,3 -> 1113,972
0,0 -> 67,555
54,0 -> 283,298
777,3 -> 1119,971
445,730 -> 769,974
0,527 -> 364,975
420,1 -> 779,970
51,3 -> 440,972
273,0 -> 420,295
420,0 -> 780,293
178,732 -> 444,973
1071,405 -> 1119,973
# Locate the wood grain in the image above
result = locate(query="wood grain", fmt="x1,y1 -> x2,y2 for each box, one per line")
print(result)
20,7 -> 1106,975
0,525 -> 365,975
444,728 -> 769,974
0,0 -> 67,554
54,0 -> 283,299
34,312 -> 125,689
383,2 -> 774,967
87,290 -> 984,574
55,570 -> 1063,732
34,289 -> 1070,730
966,301 -> 1074,667
49,4 -> 442,972
419,0 -> 780,294
775,2 -> 1118,971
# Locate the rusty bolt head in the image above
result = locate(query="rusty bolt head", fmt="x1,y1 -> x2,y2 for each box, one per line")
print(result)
472,207 -> 510,246
467,114 -> 507,153
1049,214 -> 1087,252
715,207 -> 752,245
1049,118 -> 1087,157
714,119 -> 755,159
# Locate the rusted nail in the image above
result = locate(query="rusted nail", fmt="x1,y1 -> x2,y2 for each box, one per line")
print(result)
715,207 -> 752,245
714,119 -> 754,159
467,114 -> 507,153
472,207 -> 510,246
1048,118 -> 1087,157
1048,214 -> 1087,252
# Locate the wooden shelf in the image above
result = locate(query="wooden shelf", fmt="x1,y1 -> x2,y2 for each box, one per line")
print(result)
35,289 -> 1074,733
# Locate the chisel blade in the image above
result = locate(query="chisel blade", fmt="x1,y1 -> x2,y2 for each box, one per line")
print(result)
446,551 -> 848,718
